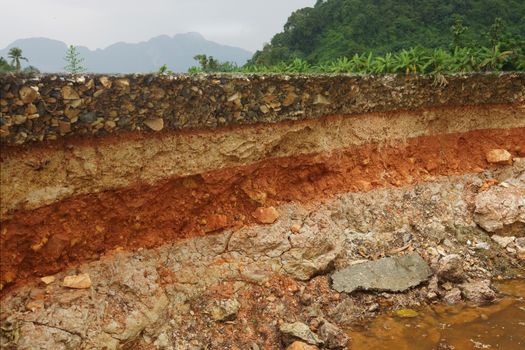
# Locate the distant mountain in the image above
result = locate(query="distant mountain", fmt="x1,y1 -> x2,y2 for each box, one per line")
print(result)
0,33 -> 252,73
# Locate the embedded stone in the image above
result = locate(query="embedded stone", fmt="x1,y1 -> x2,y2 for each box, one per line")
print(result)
61,86 -> 80,100
115,79 -> 130,89
19,86 -> 39,103
437,254 -> 465,283
99,76 -> 112,88
63,273 -> 92,289
491,235 -> 515,248
40,276 -> 55,285
486,149 -> 512,165
314,94 -> 330,105
208,299 -> 241,321
259,105 -> 270,114
252,206 -> 280,224
461,280 -> 495,304
144,118 -> 164,131
280,322 -> 322,346
331,253 -> 431,293
317,320 -> 349,349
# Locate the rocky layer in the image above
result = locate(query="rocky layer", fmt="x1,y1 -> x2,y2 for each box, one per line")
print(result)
1,73 -> 524,146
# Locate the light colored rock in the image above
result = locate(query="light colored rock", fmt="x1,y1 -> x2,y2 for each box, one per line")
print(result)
19,86 -> 39,103
437,254 -> 465,283
474,242 -> 490,250
290,224 -> 301,233
516,237 -> 525,252
331,253 -> 432,293
444,288 -> 462,305
252,206 -> 280,224
115,78 -> 130,89
317,320 -> 349,349
62,273 -> 92,289
314,94 -> 330,105
61,86 -> 80,100
259,105 -> 270,114
40,275 -> 55,285
144,118 -> 164,131
280,322 -> 322,346
461,280 -> 495,304
486,149 -> 512,165
491,235 -> 515,248
99,76 -> 112,88
474,182 -> 525,234
286,341 -> 319,350
208,299 -> 241,321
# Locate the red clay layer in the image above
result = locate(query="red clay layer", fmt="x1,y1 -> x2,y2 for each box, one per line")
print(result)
1,127 -> 524,294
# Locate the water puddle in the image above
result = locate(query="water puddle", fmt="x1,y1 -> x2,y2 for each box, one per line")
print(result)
348,279 -> 525,349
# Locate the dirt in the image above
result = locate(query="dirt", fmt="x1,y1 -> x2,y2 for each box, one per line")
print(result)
1,127 -> 524,294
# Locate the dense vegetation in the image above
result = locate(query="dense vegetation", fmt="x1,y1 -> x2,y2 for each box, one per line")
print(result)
187,44 -> 523,75
251,0 -> 525,65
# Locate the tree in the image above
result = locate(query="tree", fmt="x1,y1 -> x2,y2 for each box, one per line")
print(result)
63,45 -> 85,74
0,56 -> 14,72
7,47 -> 28,71
451,17 -> 468,49
189,54 -> 237,73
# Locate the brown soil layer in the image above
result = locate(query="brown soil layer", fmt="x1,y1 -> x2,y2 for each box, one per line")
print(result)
1,127 -> 524,294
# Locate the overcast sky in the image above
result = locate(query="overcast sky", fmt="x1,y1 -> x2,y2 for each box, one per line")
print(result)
0,0 -> 316,52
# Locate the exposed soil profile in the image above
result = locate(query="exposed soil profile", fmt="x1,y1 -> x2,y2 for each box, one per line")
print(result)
1,126 -> 524,293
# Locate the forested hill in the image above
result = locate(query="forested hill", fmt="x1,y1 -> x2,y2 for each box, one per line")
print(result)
251,0 -> 525,65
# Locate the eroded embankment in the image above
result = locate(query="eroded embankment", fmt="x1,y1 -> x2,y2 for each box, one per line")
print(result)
1,73 -> 525,349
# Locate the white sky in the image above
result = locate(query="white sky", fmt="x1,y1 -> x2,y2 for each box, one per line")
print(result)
0,0 -> 316,52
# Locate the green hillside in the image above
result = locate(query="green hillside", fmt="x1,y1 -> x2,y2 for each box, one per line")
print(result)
251,0 -> 525,65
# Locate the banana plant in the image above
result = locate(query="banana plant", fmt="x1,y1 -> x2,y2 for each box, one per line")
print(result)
373,53 -> 395,74
478,45 -> 513,71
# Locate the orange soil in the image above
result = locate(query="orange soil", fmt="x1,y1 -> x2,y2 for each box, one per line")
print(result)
1,127 -> 524,294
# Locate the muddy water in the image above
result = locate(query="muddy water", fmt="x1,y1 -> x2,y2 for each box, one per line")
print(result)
348,279 -> 525,350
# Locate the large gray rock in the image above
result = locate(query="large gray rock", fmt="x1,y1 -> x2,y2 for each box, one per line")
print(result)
331,253 -> 432,293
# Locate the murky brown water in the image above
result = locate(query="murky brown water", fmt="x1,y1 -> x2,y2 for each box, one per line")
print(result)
348,279 -> 525,350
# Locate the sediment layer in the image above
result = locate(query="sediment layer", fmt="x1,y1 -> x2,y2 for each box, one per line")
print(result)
1,104 -> 523,215
1,126 -> 524,291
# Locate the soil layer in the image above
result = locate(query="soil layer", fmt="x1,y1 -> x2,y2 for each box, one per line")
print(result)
1,127 -> 524,293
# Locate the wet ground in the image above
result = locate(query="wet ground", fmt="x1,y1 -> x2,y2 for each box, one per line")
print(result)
348,279 -> 525,350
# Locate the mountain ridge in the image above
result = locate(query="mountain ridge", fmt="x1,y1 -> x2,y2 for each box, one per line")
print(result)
0,33 -> 252,73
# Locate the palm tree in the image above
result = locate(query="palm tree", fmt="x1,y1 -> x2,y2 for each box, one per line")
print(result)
8,47 -> 28,71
